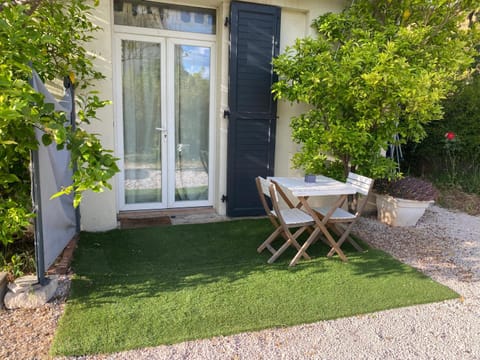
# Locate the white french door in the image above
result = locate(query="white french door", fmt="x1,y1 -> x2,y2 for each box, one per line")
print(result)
115,34 -> 215,210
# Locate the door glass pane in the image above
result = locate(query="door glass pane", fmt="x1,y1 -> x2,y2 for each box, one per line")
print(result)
114,0 -> 216,34
174,45 -> 210,201
122,40 -> 162,204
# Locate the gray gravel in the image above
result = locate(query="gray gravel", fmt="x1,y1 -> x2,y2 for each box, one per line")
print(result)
64,205 -> 480,360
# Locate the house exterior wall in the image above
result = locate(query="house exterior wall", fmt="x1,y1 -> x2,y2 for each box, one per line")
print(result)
81,0 -> 346,231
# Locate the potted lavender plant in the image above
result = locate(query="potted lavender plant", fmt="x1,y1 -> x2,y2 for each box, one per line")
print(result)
374,177 -> 439,226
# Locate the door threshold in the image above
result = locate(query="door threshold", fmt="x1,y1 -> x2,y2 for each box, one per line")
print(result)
117,207 -> 225,228
118,207 -> 216,219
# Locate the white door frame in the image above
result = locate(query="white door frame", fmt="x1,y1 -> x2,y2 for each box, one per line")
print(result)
113,29 -> 216,211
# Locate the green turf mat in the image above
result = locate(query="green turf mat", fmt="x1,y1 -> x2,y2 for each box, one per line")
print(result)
51,218 -> 458,356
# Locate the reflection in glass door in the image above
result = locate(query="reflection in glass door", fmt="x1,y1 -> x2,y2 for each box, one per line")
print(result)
121,39 -> 165,205
173,44 -> 211,203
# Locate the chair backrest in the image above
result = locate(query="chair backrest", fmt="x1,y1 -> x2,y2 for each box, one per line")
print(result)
256,177 -> 274,215
346,172 -> 374,196
256,176 -> 271,198
344,172 -> 374,216
255,176 -> 284,216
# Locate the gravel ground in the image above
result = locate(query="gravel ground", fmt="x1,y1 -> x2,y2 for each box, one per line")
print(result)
0,276 -> 71,360
1,205 -> 479,359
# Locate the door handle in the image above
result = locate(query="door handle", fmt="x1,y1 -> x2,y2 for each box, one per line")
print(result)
155,127 -> 167,141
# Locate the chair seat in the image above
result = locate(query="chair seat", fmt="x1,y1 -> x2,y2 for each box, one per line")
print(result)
313,206 -> 356,221
271,208 -> 314,226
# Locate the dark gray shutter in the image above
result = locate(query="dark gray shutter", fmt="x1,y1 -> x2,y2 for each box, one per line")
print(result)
227,1 -> 280,217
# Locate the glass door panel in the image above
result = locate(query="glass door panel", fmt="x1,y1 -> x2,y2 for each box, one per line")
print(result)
173,44 -> 211,202
121,39 -> 164,204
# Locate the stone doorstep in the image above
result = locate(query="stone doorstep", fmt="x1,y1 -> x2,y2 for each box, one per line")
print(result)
0,272 -> 7,310
3,274 -> 58,310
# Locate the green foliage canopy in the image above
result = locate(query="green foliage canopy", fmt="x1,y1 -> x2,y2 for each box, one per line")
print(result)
0,0 -> 119,247
272,0 -> 479,180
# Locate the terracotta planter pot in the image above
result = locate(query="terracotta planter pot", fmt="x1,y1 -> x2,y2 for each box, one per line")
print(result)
376,194 -> 433,227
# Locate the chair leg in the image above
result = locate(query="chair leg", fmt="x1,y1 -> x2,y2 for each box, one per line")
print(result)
311,232 -> 330,247
268,216 -> 288,241
265,244 -> 276,254
267,238 -> 293,264
257,227 -> 283,253
289,226 -> 311,260
326,222 -> 360,257
332,223 -> 363,252
267,226 -> 310,264
346,235 -> 363,252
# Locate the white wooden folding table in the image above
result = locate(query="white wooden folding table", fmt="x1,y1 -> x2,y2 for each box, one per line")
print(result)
269,176 -> 357,266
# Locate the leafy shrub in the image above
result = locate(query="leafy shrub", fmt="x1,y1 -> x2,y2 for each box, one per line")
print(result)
1,230 -> 36,280
0,199 -> 32,248
6,252 -> 36,279
406,73 -> 480,193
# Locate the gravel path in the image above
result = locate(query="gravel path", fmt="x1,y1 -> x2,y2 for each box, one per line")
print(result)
0,276 -> 70,360
1,205 -> 479,359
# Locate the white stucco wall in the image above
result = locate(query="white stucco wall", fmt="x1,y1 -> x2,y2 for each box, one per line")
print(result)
81,1 -> 117,231
81,0 -> 346,230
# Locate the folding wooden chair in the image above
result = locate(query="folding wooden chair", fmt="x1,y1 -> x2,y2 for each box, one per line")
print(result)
312,172 -> 374,257
255,176 -> 315,264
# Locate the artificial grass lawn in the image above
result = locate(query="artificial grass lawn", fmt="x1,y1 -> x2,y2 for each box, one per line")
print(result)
51,218 -> 458,356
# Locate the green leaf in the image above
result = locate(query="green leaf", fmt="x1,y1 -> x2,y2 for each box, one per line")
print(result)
41,133 -> 52,146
